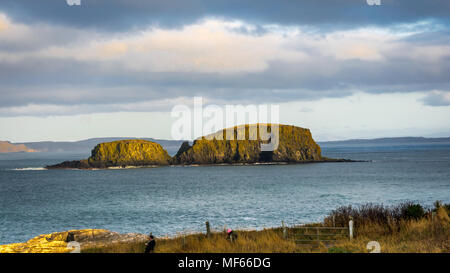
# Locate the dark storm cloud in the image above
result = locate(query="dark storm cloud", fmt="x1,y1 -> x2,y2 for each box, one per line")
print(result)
421,91 -> 450,106
1,38 -> 449,112
0,0 -> 449,31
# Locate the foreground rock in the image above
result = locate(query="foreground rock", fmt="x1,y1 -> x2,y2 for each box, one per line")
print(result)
174,124 -> 324,164
47,139 -> 171,169
0,229 -> 149,253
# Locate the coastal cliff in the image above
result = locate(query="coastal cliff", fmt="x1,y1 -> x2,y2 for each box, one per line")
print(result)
174,124 -> 323,164
47,139 -> 171,169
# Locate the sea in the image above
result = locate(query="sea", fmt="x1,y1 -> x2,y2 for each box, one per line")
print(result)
0,142 -> 449,244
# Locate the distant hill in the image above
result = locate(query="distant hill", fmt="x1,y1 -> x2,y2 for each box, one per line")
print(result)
10,136 -> 450,155
319,137 -> 450,146
0,141 -> 36,153
15,138 -> 185,155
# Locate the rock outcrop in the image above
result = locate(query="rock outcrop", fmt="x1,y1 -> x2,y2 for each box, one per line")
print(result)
87,139 -> 171,167
47,140 -> 171,169
174,124 -> 323,164
0,229 -> 149,253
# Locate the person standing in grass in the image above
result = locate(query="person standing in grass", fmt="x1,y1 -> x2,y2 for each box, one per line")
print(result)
145,235 -> 156,253
227,229 -> 237,242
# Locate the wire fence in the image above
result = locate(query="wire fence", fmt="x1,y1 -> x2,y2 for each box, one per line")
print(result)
283,226 -> 349,244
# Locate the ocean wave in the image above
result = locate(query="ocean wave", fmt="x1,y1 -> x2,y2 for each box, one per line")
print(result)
318,193 -> 347,198
12,167 -> 47,171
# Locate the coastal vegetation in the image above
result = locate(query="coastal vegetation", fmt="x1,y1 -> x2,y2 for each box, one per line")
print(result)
83,201 -> 450,253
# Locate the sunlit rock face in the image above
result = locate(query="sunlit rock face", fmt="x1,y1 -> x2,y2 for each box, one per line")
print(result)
0,229 -> 149,253
47,140 -> 171,169
174,124 -> 322,164
87,139 -> 172,167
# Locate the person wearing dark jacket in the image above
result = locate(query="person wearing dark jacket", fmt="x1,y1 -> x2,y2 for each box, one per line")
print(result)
145,235 -> 156,253
226,229 -> 238,242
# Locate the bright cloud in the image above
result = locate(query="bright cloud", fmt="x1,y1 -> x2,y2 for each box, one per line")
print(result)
0,17 -> 308,74
0,13 -> 8,31
0,13 -> 449,118
0,14 -> 447,75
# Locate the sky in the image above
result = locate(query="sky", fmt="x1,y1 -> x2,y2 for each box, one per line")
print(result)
0,0 -> 449,142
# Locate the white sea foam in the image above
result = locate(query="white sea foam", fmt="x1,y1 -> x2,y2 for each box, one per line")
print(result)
12,167 -> 47,171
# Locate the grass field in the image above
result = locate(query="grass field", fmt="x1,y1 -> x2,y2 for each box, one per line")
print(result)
82,202 -> 449,253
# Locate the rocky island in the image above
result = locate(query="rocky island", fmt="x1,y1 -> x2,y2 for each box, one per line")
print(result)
174,124 -> 323,164
47,124 -> 354,169
47,139 -> 171,169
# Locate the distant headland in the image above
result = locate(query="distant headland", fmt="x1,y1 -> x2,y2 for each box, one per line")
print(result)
0,141 -> 36,153
47,124 -> 356,169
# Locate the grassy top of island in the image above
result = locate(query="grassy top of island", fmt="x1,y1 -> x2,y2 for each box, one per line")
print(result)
47,124 -> 355,169
1,201 -> 448,253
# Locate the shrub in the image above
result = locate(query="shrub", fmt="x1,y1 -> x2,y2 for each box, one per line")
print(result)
324,201 -> 428,231
433,201 -> 450,216
324,203 -> 395,228
400,203 -> 425,220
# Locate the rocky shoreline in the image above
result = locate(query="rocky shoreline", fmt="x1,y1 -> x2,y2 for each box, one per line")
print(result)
47,158 -> 365,170
0,229 -> 149,253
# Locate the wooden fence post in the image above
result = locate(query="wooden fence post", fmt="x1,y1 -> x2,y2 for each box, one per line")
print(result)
282,221 -> 287,239
205,221 -> 211,237
349,218 -> 354,240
